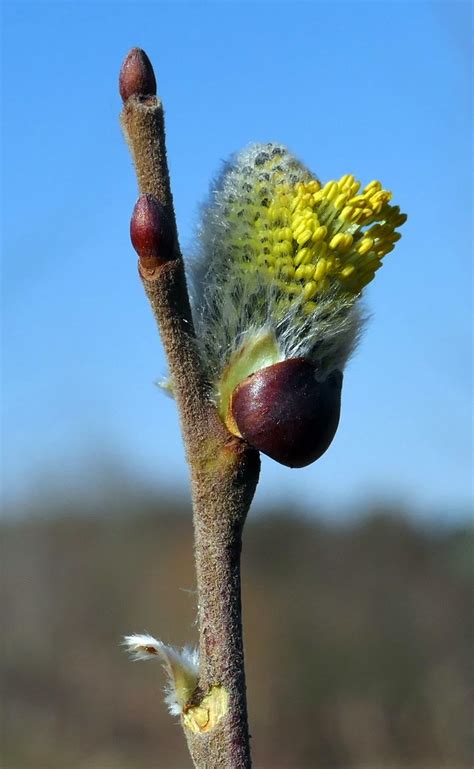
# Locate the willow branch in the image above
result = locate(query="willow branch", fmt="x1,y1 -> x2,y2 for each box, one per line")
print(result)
119,48 -> 260,769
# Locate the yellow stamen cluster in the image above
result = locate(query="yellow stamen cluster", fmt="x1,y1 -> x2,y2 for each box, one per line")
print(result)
245,173 -> 406,313
195,144 -> 407,390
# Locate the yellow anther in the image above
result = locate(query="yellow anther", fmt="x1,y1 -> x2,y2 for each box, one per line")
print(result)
303,281 -> 318,300
334,192 -> 349,210
273,242 -> 290,258
371,189 -> 391,204
341,265 -> 356,278
280,264 -> 295,279
289,197 -> 300,213
339,174 -> 355,189
320,180 -> 338,201
314,258 -> 327,281
295,229 -> 313,246
303,300 -> 318,315
293,247 -> 312,266
340,205 -> 355,221
357,237 -> 374,255
292,210 -> 308,226
346,209 -> 362,224
312,225 -> 327,242
294,264 -> 307,280
364,180 -> 382,193
331,234 -> 345,251
268,210 -> 281,225
280,282 -> 301,295
292,221 -> 306,239
329,233 -> 353,251
342,233 -> 353,250
369,191 -> 391,214
295,264 -> 314,281
349,194 -> 368,206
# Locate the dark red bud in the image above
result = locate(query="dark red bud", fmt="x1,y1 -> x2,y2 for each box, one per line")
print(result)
119,48 -> 157,102
130,194 -> 174,270
230,359 -> 342,468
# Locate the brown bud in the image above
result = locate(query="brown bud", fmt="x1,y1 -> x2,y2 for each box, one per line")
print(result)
130,194 -> 173,270
230,359 -> 342,468
119,48 -> 157,102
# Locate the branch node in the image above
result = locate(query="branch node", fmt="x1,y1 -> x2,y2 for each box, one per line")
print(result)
130,193 -> 175,271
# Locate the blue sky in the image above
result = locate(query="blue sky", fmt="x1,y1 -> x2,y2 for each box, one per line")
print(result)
2,1 -> 472,519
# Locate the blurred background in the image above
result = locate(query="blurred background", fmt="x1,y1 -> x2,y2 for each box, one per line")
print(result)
2,2 -> 472,768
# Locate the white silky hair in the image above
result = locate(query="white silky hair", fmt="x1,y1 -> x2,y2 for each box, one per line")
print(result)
188,143 -> 366,387
123,634 -> 199,717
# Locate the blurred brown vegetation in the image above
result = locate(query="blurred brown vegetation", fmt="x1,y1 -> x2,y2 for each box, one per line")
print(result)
2,486 -> 473,769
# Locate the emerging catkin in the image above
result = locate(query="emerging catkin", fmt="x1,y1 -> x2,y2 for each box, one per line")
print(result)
190,143 -> 406,421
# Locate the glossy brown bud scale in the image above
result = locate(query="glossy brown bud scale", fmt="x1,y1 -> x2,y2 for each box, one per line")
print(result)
119,48 -> 157,102
230,358 -> 342,468
130,194 -> 174,270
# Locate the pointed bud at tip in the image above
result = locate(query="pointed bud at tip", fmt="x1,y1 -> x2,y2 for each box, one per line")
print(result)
130,194 -> 174,270
119,48 -> 157,102
230,359 -> 343,468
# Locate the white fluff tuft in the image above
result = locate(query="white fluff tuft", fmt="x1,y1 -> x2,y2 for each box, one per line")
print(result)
123,633 -> 199,716
123,633 -> 166,661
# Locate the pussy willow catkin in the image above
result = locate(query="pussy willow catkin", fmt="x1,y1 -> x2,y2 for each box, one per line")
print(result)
191,143 -> 406,431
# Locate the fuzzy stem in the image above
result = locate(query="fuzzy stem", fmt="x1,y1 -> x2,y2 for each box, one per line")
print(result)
120,49 -> 259,768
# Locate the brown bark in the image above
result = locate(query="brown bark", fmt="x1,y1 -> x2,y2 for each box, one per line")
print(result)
120,50 -> 259,768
